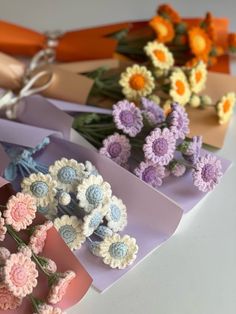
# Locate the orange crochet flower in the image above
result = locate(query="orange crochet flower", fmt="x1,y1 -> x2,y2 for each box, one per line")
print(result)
157,4 -> 181,23
149,16 -> 175,43
202,12 -> 216,41
188,27 -> 212,57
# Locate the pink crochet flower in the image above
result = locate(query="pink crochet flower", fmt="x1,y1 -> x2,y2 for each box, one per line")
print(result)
4,193 -> 37,231
3,252 -> 38,298
18,245 -> 32,258
29,221 -> 53,254
48,271 -> 76,304
0,283 -> 22,310
43,258 -> 57,274
0,247 -> 11,265
33,303 -> 64,314
0,212 -> 7,241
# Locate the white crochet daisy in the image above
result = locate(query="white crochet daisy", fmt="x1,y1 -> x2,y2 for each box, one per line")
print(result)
21,173 -> 57,207
37,199 -> 58,220
49,158 -> 85,192
77,175 -> 112,213
54,215 -> 85,251
104,196 -> 127,232
82,206 -> 107,237
99,234 -> 138,269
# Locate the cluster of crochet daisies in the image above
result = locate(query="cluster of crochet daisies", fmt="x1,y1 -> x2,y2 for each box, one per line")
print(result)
99,99 -> 223,192
21,159 -> 138,270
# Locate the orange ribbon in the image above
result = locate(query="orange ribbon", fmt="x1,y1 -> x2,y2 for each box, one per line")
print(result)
0,20 -> 131,61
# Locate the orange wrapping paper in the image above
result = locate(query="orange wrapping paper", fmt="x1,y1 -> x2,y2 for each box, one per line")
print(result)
0,20 -> 131,61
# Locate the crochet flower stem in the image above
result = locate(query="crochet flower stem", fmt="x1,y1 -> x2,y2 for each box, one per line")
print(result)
6,225 -> 23,246
6,225 -> 53,277
58,201 -> 85,220
29,295 -> 41,313
170,158 -> 195,170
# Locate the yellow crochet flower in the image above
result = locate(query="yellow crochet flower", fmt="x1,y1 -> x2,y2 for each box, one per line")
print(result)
169,70 -> 191,106
217,92 -> 235,124
119,64 -> 155,100
189,61 -> 207,93
144,41 -> 174,70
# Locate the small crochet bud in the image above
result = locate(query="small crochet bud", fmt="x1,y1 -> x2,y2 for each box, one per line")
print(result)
58,192 -> 71,206
201,95 -> 212,106
189,94 -> 201,108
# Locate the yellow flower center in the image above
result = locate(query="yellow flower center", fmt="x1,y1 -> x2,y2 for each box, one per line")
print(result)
193,35 -> 206,53
129,74 -> 146,90
153,49 -> 166,62
156,23 -> 168,37
195,70 -> 202,83
223,99 -> 231,113
175,80 -> 185,96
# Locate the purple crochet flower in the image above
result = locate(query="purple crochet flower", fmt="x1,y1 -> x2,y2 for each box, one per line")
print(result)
141,97 -> 165,126
134,161 -> 165,188
171,162 -> 186,177
183,136 -> 202,165
113,100 -> 143,137
99,133 -> 131,165
192,154 -> 223,192
167,103 -> 190,139
143,127 -> 176,166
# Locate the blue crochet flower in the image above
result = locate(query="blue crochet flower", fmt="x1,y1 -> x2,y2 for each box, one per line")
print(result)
109,242 -> 128,259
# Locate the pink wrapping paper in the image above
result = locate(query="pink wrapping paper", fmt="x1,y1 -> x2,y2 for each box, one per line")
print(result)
0,180 -> 92,313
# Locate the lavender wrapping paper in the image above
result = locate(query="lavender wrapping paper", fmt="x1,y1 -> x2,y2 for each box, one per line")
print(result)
17,97 -> 73,140
0,134 -> 182,291
0,96 -> 232,290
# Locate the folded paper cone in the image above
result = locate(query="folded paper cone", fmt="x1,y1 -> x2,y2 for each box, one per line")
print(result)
0,20 -> 131,61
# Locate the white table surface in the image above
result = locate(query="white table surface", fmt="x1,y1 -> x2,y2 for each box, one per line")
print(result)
1,1 -> 236,313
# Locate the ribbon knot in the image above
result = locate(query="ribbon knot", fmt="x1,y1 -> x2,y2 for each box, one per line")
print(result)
0,50 -> 53,119
44,30 -> 64,48
3,137 -> 50,181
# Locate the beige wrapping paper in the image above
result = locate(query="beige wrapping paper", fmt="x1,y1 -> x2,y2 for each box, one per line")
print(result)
0,52 -> 94,104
